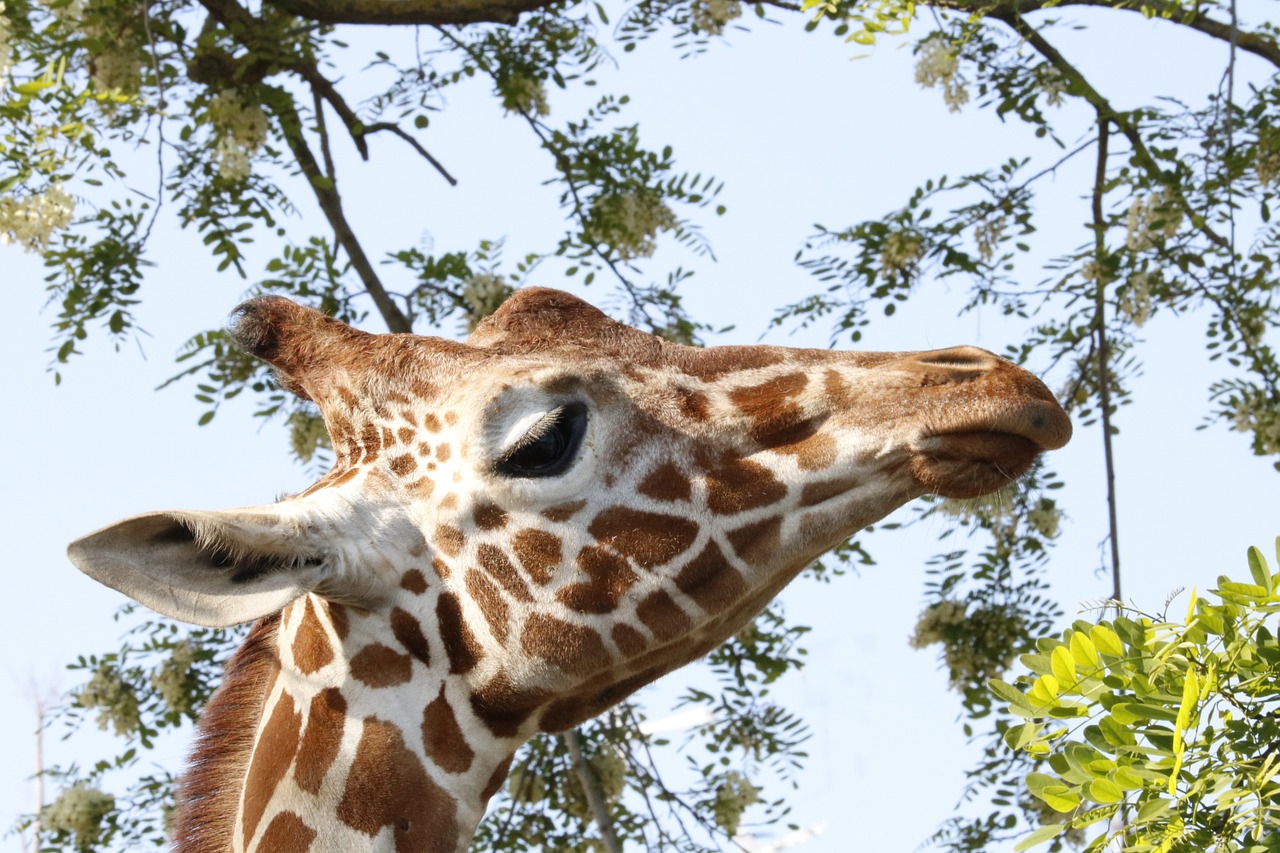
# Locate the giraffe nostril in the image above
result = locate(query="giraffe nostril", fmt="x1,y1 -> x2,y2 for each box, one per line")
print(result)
910,346 -> 1001,371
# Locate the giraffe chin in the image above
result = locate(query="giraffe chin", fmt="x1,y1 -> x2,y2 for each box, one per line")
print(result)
909,431 -> 1043,499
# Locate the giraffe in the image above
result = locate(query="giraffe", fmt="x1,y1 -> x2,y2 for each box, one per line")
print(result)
67,287 -> 1071,853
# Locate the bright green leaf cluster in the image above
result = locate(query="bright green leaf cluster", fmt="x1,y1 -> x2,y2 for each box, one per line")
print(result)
994,537 -> 1280,852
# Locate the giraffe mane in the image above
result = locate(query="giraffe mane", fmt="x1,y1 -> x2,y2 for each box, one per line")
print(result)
173,613 -> 282,853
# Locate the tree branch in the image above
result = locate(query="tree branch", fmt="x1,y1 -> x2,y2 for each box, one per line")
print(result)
1090,114 -> 1122,605
990,9 -> 1232,250
562,729 -> 623,853
266,0 -> 551,26
273,93 -> 413,332
363,122 -> 458,186
941,0 -> 1280,67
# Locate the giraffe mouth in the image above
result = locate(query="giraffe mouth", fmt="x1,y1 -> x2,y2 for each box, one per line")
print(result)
910,431 -> 1044,499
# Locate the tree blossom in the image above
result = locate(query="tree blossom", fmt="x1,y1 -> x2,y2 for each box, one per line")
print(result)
208,89 -> 270,181
915,37 -> 969,112
0,184 -> 76,252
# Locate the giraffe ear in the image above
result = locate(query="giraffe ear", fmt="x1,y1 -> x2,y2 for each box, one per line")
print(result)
67,508 -> 332,628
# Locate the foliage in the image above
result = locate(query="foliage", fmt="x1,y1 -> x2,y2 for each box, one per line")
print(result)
5,0 -> 1280,844
993,537 -> 1280,853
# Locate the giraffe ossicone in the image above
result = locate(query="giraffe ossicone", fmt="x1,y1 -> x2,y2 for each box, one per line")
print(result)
68,287 -> 1071,853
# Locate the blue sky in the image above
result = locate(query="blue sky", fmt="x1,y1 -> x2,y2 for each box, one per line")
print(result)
2,6 -> 1278,851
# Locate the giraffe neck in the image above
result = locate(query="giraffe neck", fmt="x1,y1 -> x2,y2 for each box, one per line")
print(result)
174,598 -> 515,853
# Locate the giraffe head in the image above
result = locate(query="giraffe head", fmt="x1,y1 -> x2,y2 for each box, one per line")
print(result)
67,287 -> 1070,847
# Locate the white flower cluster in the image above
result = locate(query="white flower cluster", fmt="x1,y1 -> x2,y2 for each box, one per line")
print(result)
91,45 -> 143,94
1118,270 -> 1157,327
1125,190 -> 1182,251
1035,63 -> 1067,107
501,75 -> 550,118
974,215 -> 1006,263
712,771 -> 761,838
1079,258 -> 1108,285
879,229 -> 923,277
460,273 -> 514,331
912,601 -> 1024,687
909,599 -> 968,648
74,660 -> 141,736
43,783 -> 116,849
0,2 -> 13,92
0,184 -> 75,252
151,640 -> 200,716
1231,392 -> 1280,456
209,89 -> 270,181
1025,499 -> 1061,539
938,488 -> 1013,526
590,188 -> 677,260
915,37 -> 969,113
691,0 -> 742,35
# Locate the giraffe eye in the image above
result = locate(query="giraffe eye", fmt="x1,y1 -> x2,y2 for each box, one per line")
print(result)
496,403 -> 588,478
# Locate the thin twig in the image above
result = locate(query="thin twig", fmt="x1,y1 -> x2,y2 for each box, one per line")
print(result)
362,122 -> 458,185
140,0 -> 167,242
562,729 -> 623,853
1090,114 -> 1122,606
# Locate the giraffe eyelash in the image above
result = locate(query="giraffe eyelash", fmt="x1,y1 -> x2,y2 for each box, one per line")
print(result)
495,402 -> 588,478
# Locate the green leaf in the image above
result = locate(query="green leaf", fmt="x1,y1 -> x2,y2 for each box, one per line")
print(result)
1091,624 -> 1124,656
1038,785 -> 1080,813
1085,777 -> 1124,804
1070,632 -> 1099,669
1248,546 -> 1273,595
1051,645 -> 1076,686
1013,824 -> 1065,852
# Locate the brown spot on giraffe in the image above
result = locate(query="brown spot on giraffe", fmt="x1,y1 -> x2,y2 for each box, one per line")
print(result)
253,811 -> 316,853
327,602 -> 349,641
588,507 -> 699,568
435,442 -> 452,462
350,643 -> 413,688
612,623 -> 648,657
400,569 -> 428,594
391,607 -> 431,665
521,613 -> 611,676
422,413 -> 442,432
291,596 -> 334,675
433,525 -> 464,557
389,454 -> 417,477
481,754 -> 515,802
636,589 -> 693,642
674,540 -> 748,613
397,427 -> 416,444
477,544 -> 533,602
674,386 -> 710,421
437,591 -> 483,674
469,672 -> 546,737
337,717 -> 458,853
359,423 -> 382,464
465,569 -> 510,644
702,453 -> 788,515
638,462 -> 692,503
422,685 -> 474,774
800,475 -> 861,507
511,528 -> 561,585
556,546 -> 638,614
240,689 -> 302,846
472,501 -> 508,530
541,500 -> 587,522
726,516 -> 783,565
294,688 -> 347,795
